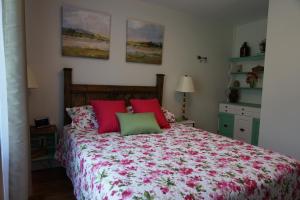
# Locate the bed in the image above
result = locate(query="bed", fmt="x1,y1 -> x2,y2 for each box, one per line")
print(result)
57,68 -> 300,200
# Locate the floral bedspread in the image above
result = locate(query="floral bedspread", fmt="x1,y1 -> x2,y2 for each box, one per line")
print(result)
56,124 -> 300,200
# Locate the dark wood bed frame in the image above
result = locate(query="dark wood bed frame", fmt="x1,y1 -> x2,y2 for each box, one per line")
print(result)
63,68 -> 165,125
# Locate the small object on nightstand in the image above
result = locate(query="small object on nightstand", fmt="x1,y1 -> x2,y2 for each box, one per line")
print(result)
34,117 -> 50,128
177,120 -> 195,127
30,124 -> 57,171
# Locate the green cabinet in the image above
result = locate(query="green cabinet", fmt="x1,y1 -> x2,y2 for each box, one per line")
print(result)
251,118 -> 260,146
218,103 -> 261,145
218,112 -> 234,138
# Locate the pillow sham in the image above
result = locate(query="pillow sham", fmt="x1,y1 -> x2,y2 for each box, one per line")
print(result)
91,100 -> 126,134
66,105 -> 98,130
161,107 -> 176,123
117,113 -> 162,136
130,98 -> 170,129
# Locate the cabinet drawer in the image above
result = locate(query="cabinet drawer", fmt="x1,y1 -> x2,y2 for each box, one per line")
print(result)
236,106 -> 260,118
234,116 -> 252,144
219,104 -> 238,114
31,135 -> 55,148
218,113 -> 234,138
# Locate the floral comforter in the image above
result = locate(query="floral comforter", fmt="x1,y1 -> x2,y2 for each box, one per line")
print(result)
56,124 -> 300,200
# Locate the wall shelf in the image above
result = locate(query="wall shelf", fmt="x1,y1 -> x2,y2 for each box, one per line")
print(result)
230,87 -> 263,90
221,101 -> 261,108
231,71 -> 264,75
229,54 -> 265,62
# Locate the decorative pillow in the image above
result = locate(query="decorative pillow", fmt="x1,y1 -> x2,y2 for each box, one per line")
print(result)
130,98 -> 170,129
161,107 -> 176,123
91,100 -> 126,134
66,105 -> 98,130
117,113 -> 162,136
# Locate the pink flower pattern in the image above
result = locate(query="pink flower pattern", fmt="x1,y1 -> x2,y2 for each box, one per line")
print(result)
56,123 -> 300,200
66,105 -> 98,130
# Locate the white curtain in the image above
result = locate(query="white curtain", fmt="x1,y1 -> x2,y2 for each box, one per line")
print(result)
2,0 -> 30,199
0,0 -> 9,199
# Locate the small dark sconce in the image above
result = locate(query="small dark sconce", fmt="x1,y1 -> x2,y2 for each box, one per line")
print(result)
197,56 -> 208,63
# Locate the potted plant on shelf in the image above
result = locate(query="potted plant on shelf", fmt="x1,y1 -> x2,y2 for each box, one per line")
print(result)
246,72 -> 258,88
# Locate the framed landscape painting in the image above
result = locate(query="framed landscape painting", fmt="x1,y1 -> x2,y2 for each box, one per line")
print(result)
126,19 -> 164,65
62,6 -> 111,59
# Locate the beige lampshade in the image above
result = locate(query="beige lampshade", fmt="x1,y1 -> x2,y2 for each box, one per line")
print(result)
176,75 -> 195,93
27,66 -> 38,89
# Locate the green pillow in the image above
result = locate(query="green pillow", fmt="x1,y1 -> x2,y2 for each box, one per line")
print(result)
116,113 -> 162,136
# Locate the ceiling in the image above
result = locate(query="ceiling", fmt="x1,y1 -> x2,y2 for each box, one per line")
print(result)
139,0 -> 269,25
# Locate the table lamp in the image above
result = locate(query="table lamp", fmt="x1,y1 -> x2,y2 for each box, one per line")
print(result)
176,75 -> 195,120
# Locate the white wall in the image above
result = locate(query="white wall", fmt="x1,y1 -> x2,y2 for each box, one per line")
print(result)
259,0 -> 300,160
26,0 -> 232,132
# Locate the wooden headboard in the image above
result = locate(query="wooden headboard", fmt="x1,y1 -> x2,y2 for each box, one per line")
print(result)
64,68 -> 165,125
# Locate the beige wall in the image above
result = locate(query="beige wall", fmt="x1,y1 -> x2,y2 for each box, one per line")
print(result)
26,0 -> 232,132
259,0 -> 300,160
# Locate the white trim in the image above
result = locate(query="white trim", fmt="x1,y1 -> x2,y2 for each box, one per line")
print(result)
0,0 -> 10,199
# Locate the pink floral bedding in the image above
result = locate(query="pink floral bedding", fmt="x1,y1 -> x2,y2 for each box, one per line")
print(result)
56,124 -> 300,200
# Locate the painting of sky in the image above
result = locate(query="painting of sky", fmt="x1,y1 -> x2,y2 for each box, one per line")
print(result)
127,19 -> 164,64
62,6 -> 111,59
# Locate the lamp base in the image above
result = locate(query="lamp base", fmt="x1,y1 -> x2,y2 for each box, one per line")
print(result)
181,115 -> 188,121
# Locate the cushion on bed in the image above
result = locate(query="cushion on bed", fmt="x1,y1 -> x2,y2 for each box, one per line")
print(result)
66,105 -> 98,130
130,98 -> 170,129
117,113 -> 162,136
91,100 -> 126,133
161,107 -> 176,123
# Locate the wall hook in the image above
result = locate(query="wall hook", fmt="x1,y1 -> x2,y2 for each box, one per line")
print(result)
197,56 -> 208,63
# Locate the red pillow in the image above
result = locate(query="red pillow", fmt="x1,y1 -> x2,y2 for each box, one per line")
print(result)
91,100 -> 126,133
130,99 -> 170,129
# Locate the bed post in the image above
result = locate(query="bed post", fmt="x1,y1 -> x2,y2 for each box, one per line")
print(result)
64,68 -> 72,125
156,74 -> 165,105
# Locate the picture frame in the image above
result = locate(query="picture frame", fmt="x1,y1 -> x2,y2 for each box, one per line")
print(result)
61,5 -> 111,59
126,19 -> 164,65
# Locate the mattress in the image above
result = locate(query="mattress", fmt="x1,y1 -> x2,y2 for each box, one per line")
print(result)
56,123 -> 300,200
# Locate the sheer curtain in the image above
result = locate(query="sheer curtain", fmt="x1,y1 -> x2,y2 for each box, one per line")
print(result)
0,0 -> 9,199
2,0 -> 30,199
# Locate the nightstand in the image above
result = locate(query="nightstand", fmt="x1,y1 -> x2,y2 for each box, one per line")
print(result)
177,120 -> 195,127
30,125 -> 57,170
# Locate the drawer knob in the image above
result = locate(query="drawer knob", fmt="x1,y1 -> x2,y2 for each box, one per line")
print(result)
224,124 -> 228,128
240,128 -> 245,132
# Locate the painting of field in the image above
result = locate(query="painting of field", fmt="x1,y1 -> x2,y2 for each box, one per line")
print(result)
126,19 -> 164,64
62,6 -> 110,59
